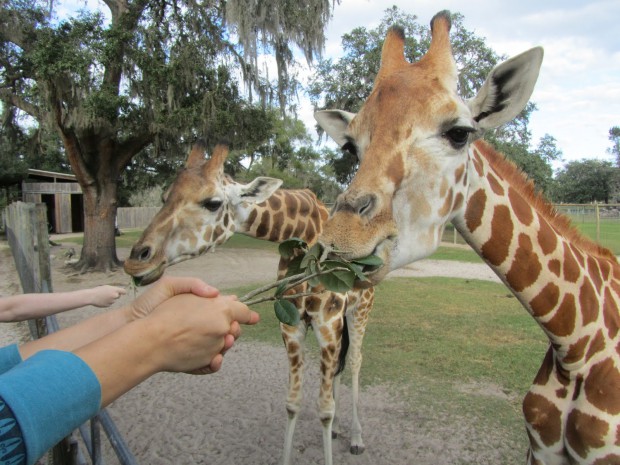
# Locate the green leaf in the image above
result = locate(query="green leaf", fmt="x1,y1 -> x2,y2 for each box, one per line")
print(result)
274,299 -> 300,326
284,255 -> 304,277
278,238 -> 307,259
300,243 -> 322,269
275,281 -> 287,297
352,254 -> 384,267
307,261 -> 321,287
300,254 -> 316,270
343,261 -> 370,282
319,269 -> 356,293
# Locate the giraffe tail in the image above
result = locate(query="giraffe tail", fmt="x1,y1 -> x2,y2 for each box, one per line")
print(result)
336,315 -> 349,376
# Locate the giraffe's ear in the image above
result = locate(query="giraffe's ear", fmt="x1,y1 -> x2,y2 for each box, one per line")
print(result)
314,110 -> 356,148
230,177 -> 283,205
467,47 -> 543,131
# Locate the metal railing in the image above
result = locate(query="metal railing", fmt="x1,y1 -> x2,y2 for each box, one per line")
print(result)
442,203 -> 620,255
5,201 -> 138,465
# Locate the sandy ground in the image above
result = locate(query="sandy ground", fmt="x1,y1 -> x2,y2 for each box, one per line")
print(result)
0,242 -> 519,465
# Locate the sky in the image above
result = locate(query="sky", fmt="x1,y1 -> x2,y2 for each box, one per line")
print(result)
299,0 -> 620,165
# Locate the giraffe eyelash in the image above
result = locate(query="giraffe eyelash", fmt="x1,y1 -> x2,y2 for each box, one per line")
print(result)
200,198 -> 223,212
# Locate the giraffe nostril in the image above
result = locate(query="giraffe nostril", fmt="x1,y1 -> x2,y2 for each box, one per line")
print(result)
129,245 -> 152,262
357,194 -> 376,217
139,247 -> 151,261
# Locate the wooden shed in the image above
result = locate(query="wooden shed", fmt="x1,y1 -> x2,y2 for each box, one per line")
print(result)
21,169 -> 84,234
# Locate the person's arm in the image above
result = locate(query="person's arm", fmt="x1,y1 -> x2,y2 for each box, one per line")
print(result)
75,292 -> 259,406
18,277 -> 220,361
0,286 -> 258,465
0,285 -> 127,322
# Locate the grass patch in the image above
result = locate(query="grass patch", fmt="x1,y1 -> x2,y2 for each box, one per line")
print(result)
571,221 -> 620,255
232,277 -> 546,393
228,276 -> 547,464
428,245 -> 482,263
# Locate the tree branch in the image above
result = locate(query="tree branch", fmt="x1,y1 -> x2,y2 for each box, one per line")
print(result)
238,267 -> 350,304
0,10 -> 36,52
0,89 -> 41,119
116,132 -> 154,169
243,290 -> 327,307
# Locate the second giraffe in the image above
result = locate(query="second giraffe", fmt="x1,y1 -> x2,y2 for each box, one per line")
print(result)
124,142 -> 375,465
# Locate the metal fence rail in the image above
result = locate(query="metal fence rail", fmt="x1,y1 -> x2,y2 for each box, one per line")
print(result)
442,202 -> 620,255
5,201 -> 138,465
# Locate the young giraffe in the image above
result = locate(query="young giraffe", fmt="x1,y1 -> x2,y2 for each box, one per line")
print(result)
123,142 -> 375,465
315,11 -> 620,465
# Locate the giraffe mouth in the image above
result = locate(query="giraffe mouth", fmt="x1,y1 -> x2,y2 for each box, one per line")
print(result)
357,238 -> 395,285
132,249 -> 213,287
131,262 -> 167,287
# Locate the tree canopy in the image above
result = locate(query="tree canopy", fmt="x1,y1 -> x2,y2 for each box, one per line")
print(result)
0,0 -> 338,271
554,159 -> 618,204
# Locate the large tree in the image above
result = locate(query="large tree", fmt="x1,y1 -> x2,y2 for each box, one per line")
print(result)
0,0 -> 337,271
308,7 -> 548,186
554,159 -> 618,204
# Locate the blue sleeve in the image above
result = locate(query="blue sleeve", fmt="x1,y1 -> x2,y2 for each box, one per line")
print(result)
0,345 -> 22,375
0,350 -> 101,465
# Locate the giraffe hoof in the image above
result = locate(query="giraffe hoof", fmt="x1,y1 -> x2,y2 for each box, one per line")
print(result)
350,445 -> 365,455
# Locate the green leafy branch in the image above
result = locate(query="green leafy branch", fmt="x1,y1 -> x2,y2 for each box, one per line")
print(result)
238,238 -> 383,326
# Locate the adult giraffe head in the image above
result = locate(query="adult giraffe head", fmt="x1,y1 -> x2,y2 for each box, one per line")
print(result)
124,142 -> 282,285
316,11 -> 543,283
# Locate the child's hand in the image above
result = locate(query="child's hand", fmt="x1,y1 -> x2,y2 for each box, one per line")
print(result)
90,285 -> 127,307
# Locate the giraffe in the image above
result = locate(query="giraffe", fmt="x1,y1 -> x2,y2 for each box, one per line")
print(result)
314,10 -> 620,465
123,142 -> 375,465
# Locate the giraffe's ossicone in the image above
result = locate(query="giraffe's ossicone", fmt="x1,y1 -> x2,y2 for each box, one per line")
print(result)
316,10 -> 620,465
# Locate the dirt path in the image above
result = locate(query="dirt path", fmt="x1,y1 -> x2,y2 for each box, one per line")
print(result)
0,242 -> 518,465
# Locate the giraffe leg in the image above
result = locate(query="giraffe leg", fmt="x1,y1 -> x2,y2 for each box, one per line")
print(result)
313,315 -> 344,465
331,373 -> 342,439
346,292 -> 372,455
318,345 -> 338,465
281,321 -> 308,465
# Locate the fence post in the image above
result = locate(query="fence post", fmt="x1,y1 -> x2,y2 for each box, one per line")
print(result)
5,201 -> 138,465
595,202 -> 601,243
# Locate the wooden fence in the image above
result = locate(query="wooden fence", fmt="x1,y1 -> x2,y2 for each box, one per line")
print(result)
4,201 -> 138,465
116,207 -> 160,229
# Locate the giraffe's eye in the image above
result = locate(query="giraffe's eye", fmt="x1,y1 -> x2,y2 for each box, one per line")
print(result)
200,199 -> 223,212
444,127 -> 473,149
342,141 -> 358,158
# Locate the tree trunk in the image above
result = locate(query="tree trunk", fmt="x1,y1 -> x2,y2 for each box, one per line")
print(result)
75,178 -> 122,273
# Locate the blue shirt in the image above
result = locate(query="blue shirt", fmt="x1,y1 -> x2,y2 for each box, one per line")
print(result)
0,345 -> 101,465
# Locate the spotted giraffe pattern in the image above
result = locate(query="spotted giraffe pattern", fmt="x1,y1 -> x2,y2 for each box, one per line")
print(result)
460,142 -> 620,465
124,143 -> 375,465
314,11 -> 620,464
246,189 -> 325,243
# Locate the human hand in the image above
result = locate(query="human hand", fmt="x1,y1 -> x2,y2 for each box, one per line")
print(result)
145,293 -> 259,375
127,276 -> 219,321
90,285 -> 127,307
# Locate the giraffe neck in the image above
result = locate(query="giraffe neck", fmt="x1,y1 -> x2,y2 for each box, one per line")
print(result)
453,140 -> 620,365
236,189 -> 329,244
